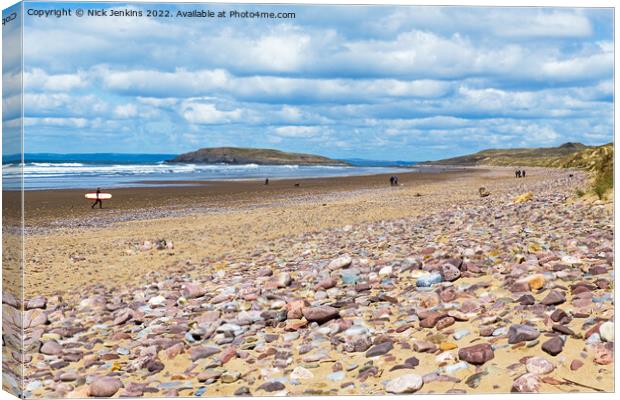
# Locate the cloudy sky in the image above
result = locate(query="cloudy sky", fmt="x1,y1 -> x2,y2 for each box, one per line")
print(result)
8,2 -> 615,160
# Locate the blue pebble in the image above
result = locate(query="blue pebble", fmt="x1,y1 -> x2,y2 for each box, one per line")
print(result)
341,273 -> 360,285
159,382 -> 181,389
586,333 -> 601,344
593,294 -> 612,303
443,361 -> 468,374
327,371 -> 346,381
416,273 -> 443,287
492,327 -> 508,337
453,329 -> 470,340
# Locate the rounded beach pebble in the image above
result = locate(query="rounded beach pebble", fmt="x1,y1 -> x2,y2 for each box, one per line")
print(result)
88,377 -> 122,397
385,374 -> 424,393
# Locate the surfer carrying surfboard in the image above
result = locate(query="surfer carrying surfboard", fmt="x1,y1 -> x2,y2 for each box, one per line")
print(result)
91,187 -> 104,209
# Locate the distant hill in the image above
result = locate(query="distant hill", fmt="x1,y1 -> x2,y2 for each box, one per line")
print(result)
428,142 -> 613,199
168,147 -> 350,166
427,142 -> 588,167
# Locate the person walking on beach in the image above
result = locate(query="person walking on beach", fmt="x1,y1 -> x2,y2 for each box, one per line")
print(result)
522,170 -> 526,178
515,170 -> 521,178
91,187 -> 103,209
264,178 -> 269,185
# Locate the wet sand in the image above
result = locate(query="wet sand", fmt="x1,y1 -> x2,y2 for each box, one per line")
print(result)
14,168 -> 468,226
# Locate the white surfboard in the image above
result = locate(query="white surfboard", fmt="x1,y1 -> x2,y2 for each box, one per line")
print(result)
85,193 -> 112,200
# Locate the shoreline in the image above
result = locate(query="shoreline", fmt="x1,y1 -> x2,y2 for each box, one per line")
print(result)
8,163 -> 440,192
14,168 -> 476,228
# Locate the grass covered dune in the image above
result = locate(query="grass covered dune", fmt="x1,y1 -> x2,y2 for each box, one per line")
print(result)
428,142 -> 613,199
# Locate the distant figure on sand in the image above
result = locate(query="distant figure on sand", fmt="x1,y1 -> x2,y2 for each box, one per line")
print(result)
264,178 -> 269,185
522,170 -> 526,178
91,187 -> 103,209
515,170 -> 521,178
390,176 -> 399,186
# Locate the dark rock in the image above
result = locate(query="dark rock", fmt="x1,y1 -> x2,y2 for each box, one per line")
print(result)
572,312 -> 590,319
146,359 -> 165,373
50,361 -> 69,369
516,294 -> 535,305
257,381 -> 286,392
419,312 -> 447,328
404,356 -> 420,367
510,282 -> 530,293
358,365 -> 379,381
552,324 -> 574,336
234,387 -> 251,396
571,286 -> 591,295
541,337 -> 564,356
458,343 -> 494,365
439,288 -> 457,303
435,316 -> 455,330
550,309 -> 571,324
541,290 -> 566,306
595,279 -> 610,289
62,351 -> 83,362
365,341 -> 393,357
302,306 -> 340,324
355,283 -> 371,292
588,266 -> 607,275
508,324 -> 540,344
190,346 -> 221,361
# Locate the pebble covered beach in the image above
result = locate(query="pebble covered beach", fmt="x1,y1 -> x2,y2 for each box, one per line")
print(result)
2,167 -> 614,397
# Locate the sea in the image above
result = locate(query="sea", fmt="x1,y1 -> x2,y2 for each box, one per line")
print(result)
2,153 -> 420,190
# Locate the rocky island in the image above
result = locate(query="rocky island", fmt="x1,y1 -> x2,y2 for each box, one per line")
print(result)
168,147 -> 350,166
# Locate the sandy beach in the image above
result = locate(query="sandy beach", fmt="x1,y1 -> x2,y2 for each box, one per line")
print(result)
3,166 -> 614,397
3,2 -> 614,397
20,168 -> 473,297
